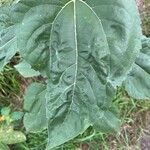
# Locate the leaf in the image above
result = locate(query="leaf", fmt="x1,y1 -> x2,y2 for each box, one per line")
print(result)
0,1 -> 49,71
0,142 -> 10,150
23,82 -> 47,132
10,111 -> 24,121
16,0 -> 141,83
0,7 -> 17,71
124,37 -> 150,99
15,60 -> 40,78
87,0 -> 142,85
0,126 -> 26,144
46,0 -> 140,148
11,0 -> 141,149
1,107 -> 11,116
16,0 -> 70,75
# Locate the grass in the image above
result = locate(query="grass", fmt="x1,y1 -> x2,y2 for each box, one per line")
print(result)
0,65 -> 22,109
141,0 -> 150,36
0,65 -> 150,150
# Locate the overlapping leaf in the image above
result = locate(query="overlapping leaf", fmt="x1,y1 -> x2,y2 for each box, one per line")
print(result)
23,82 -> 47,132
0,142 -> 10,150
0,126 -> 26,144
15,60 -> 40,77
125,37 -> 150,99
0,0 -> 32,71
16,0 -> 71,75
0,7 -> 17,71
84,0 -> 142,85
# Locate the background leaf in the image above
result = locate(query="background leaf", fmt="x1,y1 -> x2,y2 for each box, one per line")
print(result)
10,111 -> 24,121
15,60 -> 40,78
84,0 -> 142,85
0,142 -> 10,150
0,126 -> 26,144
23,82 -> 47,132
16,0 -> 71,76
124,37 -> 150,99
1,107 -> 11,116
0,7 -> 17,71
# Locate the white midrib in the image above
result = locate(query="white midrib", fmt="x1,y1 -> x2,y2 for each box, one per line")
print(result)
49,0 -> 107,104
48,0 -> 109,109
71,0 -> 78,102
47,0 -> 78,123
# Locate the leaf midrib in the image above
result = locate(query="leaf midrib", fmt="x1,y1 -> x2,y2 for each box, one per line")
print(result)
48,0 -> 109,124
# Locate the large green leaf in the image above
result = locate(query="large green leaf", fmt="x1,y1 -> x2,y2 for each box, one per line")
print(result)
16,0 -> 71,75
16,0 -> 141,83
45,0 -> 140,149
9,0 -> 141,149
84,0 -> 142,85
124,37 -> 150,99
23,82 -> 47,132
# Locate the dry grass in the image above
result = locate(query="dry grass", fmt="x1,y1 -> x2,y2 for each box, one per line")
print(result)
141,0 -> 150,36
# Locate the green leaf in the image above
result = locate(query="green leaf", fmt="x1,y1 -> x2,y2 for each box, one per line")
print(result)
6,0 -> 141,149
124,37 -> 150,99
87,0 -> 142,85
16,0 -> 141,84
23,82 -> 47,132
11,111 -> 24,121
15,60 -> 40,78
0,126 -> 26,144
45,0 -> 140,148
0,7 -> 17,71
1,107 -> 11,116
0,1 -> 30,71
16,0 -> 70,75
0,142 -> 10,150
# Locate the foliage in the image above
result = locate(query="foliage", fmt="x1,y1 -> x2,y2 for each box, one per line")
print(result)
14,60 -> 40,78
0,0 -> 150,149
124,36 -> 150,99
23,83 -> 47,132
0,107 -> 23,123
0,107 -> 26,150
0,126 -> 26,145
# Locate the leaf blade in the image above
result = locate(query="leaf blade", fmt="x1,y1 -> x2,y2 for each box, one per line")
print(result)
46,0 -> 120,149
23,82 -> 47,132
124,37 -> 150,99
